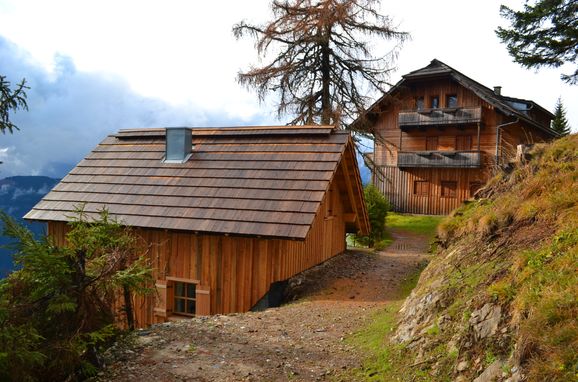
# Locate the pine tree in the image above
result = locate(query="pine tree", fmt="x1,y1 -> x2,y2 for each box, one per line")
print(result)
496,0 -> 578,85
551,97 -> 571,136
233,0 -> 409,127
0,208 -> 153,381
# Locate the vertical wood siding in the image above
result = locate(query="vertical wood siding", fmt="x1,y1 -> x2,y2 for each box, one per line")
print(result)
372,78 -> 553,215
46,171 -> 349,328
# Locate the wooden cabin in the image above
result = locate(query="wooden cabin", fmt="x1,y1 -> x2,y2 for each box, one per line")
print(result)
25,125 -> 368,327
359,59 -> 558,215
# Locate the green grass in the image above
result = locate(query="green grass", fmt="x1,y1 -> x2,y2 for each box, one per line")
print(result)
344,266 -> 428,381
348,212 -> 441,251
386,213 -> 443,237
346,302 -> 403,381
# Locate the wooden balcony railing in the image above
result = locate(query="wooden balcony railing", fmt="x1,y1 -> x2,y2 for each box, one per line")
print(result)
398,106 -> 482,128
397,150 -> 482,168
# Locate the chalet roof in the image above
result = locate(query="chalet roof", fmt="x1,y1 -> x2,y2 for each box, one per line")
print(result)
361,59 -> 557,136
25,126 -> 369,240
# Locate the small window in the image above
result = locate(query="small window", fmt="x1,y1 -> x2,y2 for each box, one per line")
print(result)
446,94 -> 458,108
469,182 -> 482,197
431,96 -> 439,109
441,181 -> 457,198
414,180 -> 429,196
174,282 -> 196,316
416,97 -> 425,110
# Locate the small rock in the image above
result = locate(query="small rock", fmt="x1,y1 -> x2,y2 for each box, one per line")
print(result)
470,304 -> 502,340
473,360 -> 504,382
456,360 -> 468,372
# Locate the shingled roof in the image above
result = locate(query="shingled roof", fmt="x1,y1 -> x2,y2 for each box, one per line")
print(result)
25,126 -> 369,240
359,59 -> 557,136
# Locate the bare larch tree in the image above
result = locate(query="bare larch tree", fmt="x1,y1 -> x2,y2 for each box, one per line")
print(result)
233,0 -> 408,128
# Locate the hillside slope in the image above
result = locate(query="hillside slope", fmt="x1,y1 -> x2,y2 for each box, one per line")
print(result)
386,135 -> 577,381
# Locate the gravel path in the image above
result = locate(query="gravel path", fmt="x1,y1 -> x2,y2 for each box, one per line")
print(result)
97,229 -> 430,382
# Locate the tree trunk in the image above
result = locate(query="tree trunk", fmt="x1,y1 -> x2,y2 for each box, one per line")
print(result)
123,285 -> 135,330
320,34 -> 331,125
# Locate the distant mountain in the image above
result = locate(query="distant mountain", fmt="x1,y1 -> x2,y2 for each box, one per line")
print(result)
355,152 -> 372,185
359,161 -> 371,185
0,176 -> 60,276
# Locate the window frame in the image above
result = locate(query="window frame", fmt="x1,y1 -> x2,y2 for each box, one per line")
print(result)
446,94 -> 458,108
441,181 -> 458,198
430,95 -> 440,109
414,180 -> 430,196
168,277 -> 198,317
416,96 -> 425,110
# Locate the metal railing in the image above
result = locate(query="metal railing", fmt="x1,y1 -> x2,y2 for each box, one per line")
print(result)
397,150 -> 481,168
398,106 -> 482,127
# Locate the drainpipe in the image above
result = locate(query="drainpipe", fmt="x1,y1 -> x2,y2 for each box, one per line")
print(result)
495,118 -> 519,167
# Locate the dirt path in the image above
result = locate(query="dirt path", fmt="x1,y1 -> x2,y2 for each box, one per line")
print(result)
98,229 -> 430,382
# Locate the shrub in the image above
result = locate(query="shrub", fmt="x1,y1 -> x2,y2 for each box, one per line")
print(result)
0,208 -> 153,381
354,184 -> 390,247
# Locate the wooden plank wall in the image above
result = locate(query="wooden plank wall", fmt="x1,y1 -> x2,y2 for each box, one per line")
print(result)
372,78 -> 553,215
375,165 -> 488,215
46,175 -> 347,328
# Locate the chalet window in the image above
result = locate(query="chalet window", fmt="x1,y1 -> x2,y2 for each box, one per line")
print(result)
414,180 -> 429,196
455,136 -> 472,151
469,182 -> 482,197
416,97 -> 425,110
431,96 -> 439,109
441,181 -> 457,198
426,136 -> 439,151
446,94 -> 458,108
173,281 -> 196,316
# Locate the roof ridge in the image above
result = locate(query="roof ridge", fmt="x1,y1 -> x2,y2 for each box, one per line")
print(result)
118,125 -> 335,132
115,125 -> 343,139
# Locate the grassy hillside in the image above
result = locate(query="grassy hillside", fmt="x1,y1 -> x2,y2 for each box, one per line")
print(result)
352,135 -> 577,381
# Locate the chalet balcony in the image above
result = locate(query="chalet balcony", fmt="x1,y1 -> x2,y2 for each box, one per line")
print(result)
398,106 -> 482,128
397,150 -> 481,168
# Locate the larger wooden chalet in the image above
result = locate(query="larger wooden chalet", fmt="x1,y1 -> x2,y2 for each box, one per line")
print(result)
360,59 -> 557,215
25,125 -> 369,327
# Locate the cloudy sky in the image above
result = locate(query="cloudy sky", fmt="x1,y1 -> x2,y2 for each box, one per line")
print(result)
0,0 -> 576,178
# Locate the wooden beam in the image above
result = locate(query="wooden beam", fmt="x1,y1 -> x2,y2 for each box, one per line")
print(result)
340,155 -> 358,217
343,213 -> 357,223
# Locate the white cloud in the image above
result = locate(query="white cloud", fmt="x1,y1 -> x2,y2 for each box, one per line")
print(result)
0,0 -> 576,181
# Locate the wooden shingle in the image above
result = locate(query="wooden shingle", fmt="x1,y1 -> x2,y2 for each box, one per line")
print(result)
26,126 -> 369,239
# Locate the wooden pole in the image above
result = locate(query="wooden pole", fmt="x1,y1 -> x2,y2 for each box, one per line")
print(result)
477,122 -> 481,151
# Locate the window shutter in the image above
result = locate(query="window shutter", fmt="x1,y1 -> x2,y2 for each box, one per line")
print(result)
195,285 -> 211,316
154,281 -> 170,319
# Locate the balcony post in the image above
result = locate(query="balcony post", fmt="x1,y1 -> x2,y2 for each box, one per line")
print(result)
477,122 -> 481,151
